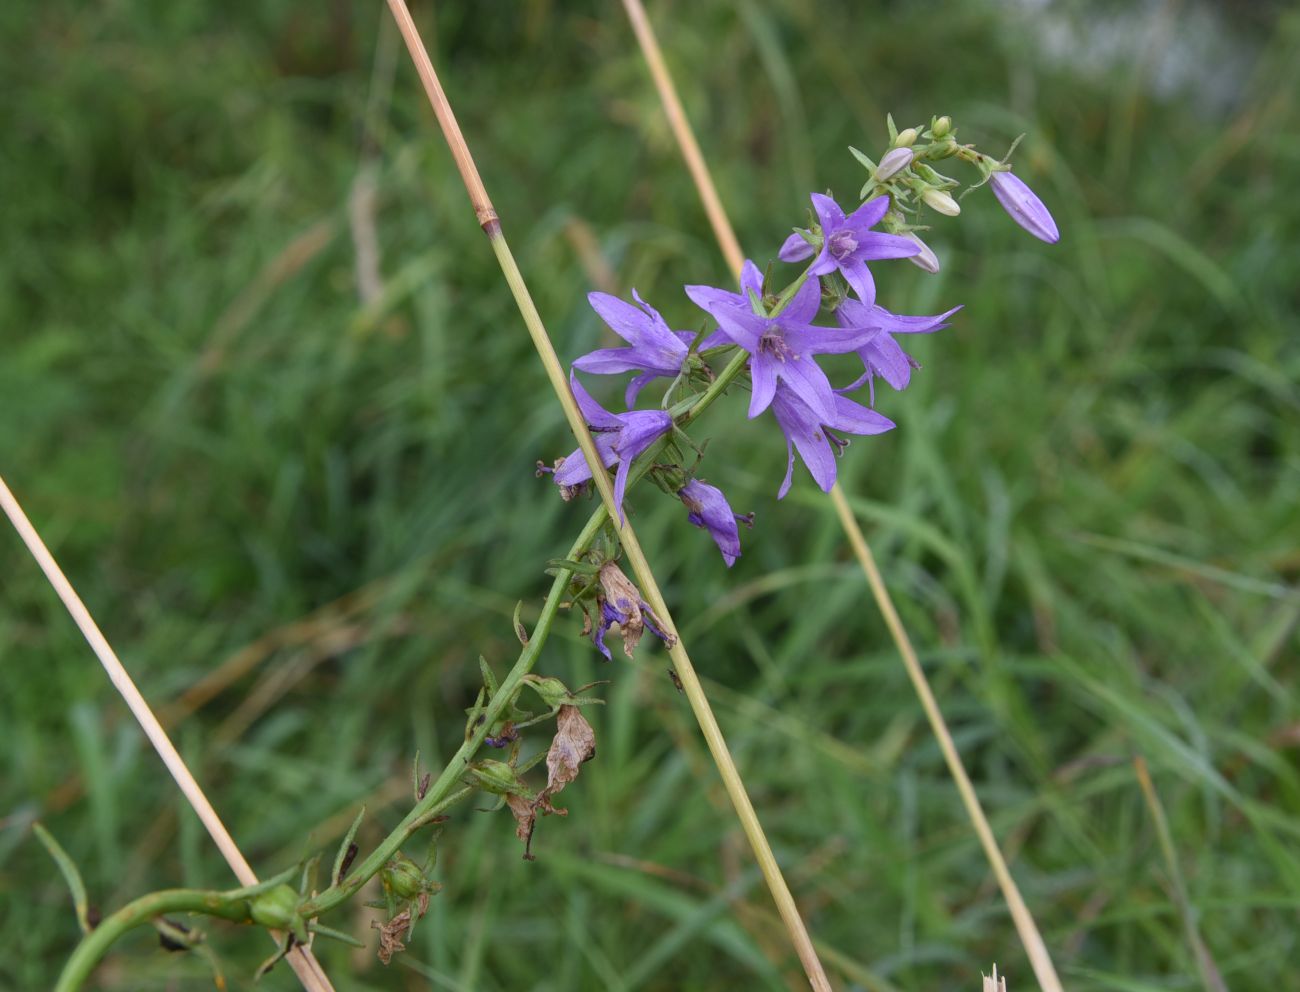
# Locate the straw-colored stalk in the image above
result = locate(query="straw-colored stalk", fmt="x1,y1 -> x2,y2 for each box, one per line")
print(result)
618,1 -> 1065,989
383,2 -> 832,988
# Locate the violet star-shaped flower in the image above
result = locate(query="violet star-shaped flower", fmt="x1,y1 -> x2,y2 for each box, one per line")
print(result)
684,273 -> 877,424
551,374 -> 672,523
835,297 -> 962,403
678,479 -> 751,567
770,383 -> 895,499
779,194 -> 919,307
989,170 -> 1060,244
573,290 -> 695,407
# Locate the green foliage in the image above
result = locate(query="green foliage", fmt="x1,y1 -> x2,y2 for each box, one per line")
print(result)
2,1 -> 1298,989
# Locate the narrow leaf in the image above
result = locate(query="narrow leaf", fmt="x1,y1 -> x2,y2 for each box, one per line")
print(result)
33,822 -> 91,934
333,806 -> 366,884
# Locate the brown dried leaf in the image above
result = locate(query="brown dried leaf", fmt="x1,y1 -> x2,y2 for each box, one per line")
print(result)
374,909 -> 412,965
546,705 -> 596,797
505,793 -> 537,861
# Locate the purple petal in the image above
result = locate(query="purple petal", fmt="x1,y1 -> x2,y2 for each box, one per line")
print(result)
861,334 -> 914,391
810,192 -> 847,232
697,328 -> 731,351
775,354 -> 836,424
748,356 -> 778,418
844,195 -> 890,232
625,371 -> 656,408
839,258 -> 877,308
572,348 -> 651,376
553,434 -> 618,487
587,292 -> 656,348
779,232 -> 814,262
990,170 -> 1060,244
569,373 -> 624,431
740,260 -> 765,298
777,436 -> 796,500
854,231 -> 922,261
772,387 -> 836,493
781,274 -> 823,325
785,321 -> 880,356
711,306 -> 766,353
830,393 -> 895,435
680,480 -> 743,566
685,282 -> 746,317
614,410 -> 673,463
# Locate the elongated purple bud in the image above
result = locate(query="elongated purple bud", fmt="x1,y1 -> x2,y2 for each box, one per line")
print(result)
875,147 -> 913,181
902,232 -> 940,274
989,170 -> 1059,244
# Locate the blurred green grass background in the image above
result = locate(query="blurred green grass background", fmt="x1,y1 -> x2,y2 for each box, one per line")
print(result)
2,1 -> 1298,989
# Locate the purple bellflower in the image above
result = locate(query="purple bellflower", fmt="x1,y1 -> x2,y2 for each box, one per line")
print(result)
678,479 -> 752,567
779,194 -> 919,307
835,297 -> 962,403
989,170 -> 1060,244
573,291 -> 695,407
551,374 -> 672,523
771,383 -> 895,499
684,274 -> 877,424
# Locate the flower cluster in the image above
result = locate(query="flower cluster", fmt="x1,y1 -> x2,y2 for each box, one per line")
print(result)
543,115 -> 1058,580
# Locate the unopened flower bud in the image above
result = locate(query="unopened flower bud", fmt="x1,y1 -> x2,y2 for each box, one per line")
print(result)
989,170 -> 1060,244
875,147 -> 913,181
932,116 -> 952,137
472,759 -> 527,796
248,884 -> 301,931
921,188 -> 961,217
894,127 -> 918,148
901,232 -> 941,274
381,853 -> 426,901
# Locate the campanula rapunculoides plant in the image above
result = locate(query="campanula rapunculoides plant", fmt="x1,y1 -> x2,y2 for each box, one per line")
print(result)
42,112 -> 1057,990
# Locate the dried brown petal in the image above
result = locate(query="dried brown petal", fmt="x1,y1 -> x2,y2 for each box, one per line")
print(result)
546,705 -> 596,797
505,793 -> 538,860
375,909 -> 412,965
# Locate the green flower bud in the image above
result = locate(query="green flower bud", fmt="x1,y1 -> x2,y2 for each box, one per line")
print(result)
921,188 -> 961,217
894,127 -> 918,148
381,853 -> 426,901
248,884 -> 301,931
932,116 -> 952,137
471,759 -> 528,796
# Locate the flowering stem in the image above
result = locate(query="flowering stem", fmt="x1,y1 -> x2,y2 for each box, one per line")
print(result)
619,2 -> 1065,990
385,3 -> 830,988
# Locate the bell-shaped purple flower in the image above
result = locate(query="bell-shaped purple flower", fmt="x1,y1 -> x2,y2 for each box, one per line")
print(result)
770,383 -> 895,499
573,290 -> 696,407
552,374 -> 672,523
835,297 -> 962,403
678,479 -> 751,567
989,170 -> 1059,244
684,274 -> 877,424
779,194 -> 919,307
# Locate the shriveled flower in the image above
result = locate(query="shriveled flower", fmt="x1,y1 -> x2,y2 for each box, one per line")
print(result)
678,479 -> 751,567
550,374 -> 671,522
592,562 -> 675,660
684,274 -> 876,423
770,383 -> 895,499
573,290 -> 695,407
989,170 -> 1060,244
835,297 -> 962,403
778,194 -> 919,307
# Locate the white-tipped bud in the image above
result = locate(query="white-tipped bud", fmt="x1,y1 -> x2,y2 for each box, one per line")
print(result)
894,127 -> 918,148
902,232 -> 940,274
932,115 -> 952,137
875,147 -> 913,181
922,188 -> 961,217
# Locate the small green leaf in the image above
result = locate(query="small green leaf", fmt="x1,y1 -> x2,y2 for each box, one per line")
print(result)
33,823 -> 92,934
511,602 -> 529,646
332,805 -> 366,884
848,145 -> 876,172
479,655 -> 499,696
309,921 -> 366,947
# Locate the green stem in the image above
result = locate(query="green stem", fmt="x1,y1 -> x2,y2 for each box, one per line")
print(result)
55,878 -> 289,992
